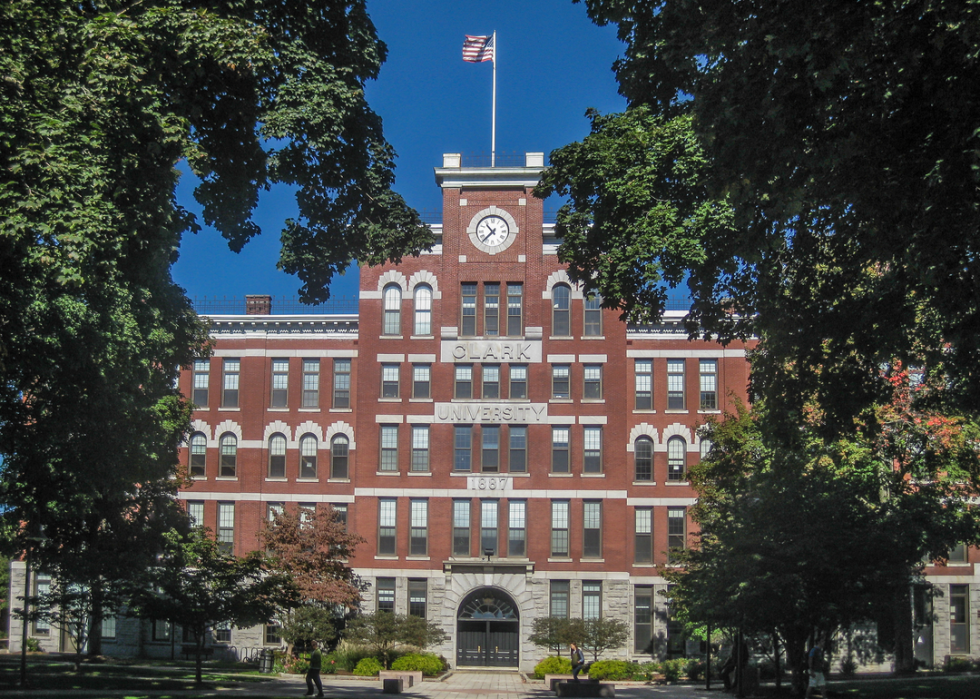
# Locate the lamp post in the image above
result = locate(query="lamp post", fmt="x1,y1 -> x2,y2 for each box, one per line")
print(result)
19,524 -> 46,687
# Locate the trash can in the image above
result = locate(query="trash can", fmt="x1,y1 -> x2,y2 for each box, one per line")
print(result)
259,648 -> 274,673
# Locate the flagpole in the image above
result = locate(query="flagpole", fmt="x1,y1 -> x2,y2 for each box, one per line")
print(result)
491,30 -> 496,168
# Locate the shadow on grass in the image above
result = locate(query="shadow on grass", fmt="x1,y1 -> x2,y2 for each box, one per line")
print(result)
753,674 -> 980,699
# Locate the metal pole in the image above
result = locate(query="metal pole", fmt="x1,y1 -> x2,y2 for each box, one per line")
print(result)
491,30 -> 496,167
705,620 -> 711,690
20,546 -> 32,687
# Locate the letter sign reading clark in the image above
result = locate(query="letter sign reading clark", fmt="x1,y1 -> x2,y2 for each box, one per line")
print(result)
442,340 -> 541,363
434,403 -> 548,423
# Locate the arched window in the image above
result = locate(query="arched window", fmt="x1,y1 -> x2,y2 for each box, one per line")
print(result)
300,434 -> 318,479
700,439 -> 713,460
331,435 -> 349,479
668,436 -> 687,481
552,284 -> 571,336
414,284 -> 432,336
584,294 -> 602,336
634,437 -> 653,481
383,284 -> 401,335
189,432 -> 206,477
268,433 -> 286,478
219,433 -> 237,478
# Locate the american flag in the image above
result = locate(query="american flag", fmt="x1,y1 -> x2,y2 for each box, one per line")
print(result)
462,34 -> 494,63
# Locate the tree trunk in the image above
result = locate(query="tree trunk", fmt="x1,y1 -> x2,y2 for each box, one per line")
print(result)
772,631 -> 782,691
893,582 -> 915,674
196,629 -> 205,684
88,582 -> 103,657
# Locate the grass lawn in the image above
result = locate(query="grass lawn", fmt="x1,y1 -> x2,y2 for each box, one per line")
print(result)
754,674 -> 980,699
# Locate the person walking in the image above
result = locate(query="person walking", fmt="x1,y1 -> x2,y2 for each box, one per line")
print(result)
805,640 -> 827,699
570,643 -> 586,681
304,640 -> 324,697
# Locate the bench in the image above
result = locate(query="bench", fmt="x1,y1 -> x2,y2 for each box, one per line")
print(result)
555,681 -> 614,697
545,674 -> 591,691
379,670 -> 422,687
180,644 -> 214,661
382,677 -> 404,694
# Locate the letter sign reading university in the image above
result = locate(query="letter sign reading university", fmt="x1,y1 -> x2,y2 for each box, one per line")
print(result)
434,403 -> 548,424
441,340 -> 542,363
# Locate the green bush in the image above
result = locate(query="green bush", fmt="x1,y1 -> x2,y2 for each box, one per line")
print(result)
334,644 -> 377,672
353,656 -> 383,676
685,659 -> 705,681
588,660 -> 640,681
635,662 -> 660,681
24,638 -> 42,652
533,655 -> 572,679
943,656 -> 977,673
392,652 -> 445,676
660,658 -> 686,682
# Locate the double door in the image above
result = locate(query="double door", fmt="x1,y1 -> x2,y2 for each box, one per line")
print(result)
456,620 -> 519,667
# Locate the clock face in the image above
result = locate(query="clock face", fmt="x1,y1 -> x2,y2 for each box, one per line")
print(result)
476,215 -> 510,247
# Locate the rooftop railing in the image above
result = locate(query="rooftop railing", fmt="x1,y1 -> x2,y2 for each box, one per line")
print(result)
191,295 -> 359,316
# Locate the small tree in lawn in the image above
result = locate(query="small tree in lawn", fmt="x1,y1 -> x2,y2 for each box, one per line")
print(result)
344,612 -> 447,669
580,618 -> 629,662
280,604 -> 338,650
128,528 -> 296,683
529,617 -> 582,657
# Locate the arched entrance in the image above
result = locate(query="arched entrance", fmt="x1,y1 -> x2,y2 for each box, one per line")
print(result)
456,588 -> 520,667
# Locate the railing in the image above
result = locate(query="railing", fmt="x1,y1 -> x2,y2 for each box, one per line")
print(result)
191,296 -> 359,316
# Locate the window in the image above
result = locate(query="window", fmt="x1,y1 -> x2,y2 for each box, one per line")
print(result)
268,433 -> 286,478
187,500 -> 204,528
583,581 -> 601,619
333,358 -> 351,408
635,359 -> 652,410
634,437 -> 653,481
380,425 -> 399,472
331,435 -> 349,479
552,284 -> 571,336
219,433 -> 237,477
668,507 -> 687,562
331,503 -> 348,530
508,500 -> 526,557
271,358 -> 288,407
550,580 -> 570,618
454,425 -> 472,471
699,359 -> 718,410
381,364 -> 400,398
153,619 -> 171,641
455,365 -> 472,398
634,586 -> 653,652
510,364 -> 527,399
213,622 -> 231,643
102,615 -> 117,640
667,359 -> 686,409
34,576 -> 51,633
413,364 -> 430,399
414,284 -> 432,335
408,579 -> 427,618
299,434 -> 318,479
584,364 -> 602,399
583,426 -> 602,473
377,577 -> 395,613
551,501 -> 569,557
482,425 -> 500,472
584,294 -> 602,336
507,283 -> 523,336
383,284 -> 401,335
267,502 -> 285,522
264,623 -> 281,645
948,542 -> 969,564
453,500 -> 471,556
481,500 -> 498,555
189,432 -> 206,477
299,503 -> 316,528
410,499 -> 428,555
552,427 -> 570,473
411,426 -> 429,472
222,358 -> 240,408
482,365 -> 500,399
509,426 -> 527,473
635,508 -> 652,563
378,499 -> 396,555
484,283 -> 500,336
951,584 -> 970,653
552,365 -> 570,399
700,439 -> 713,460
583,501 -> 602,558
217,502 -> 234,553
302,359 -> 320,408
192,359 -> 209,407
461,283 -> 477,336
667,437 -> 687,481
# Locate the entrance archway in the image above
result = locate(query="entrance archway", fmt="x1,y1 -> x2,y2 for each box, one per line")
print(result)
456,588 -> 520,667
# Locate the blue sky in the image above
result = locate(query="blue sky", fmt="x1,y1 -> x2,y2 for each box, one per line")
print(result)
171,0 -> 626,305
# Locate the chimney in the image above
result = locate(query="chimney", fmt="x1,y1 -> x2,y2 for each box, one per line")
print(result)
245,295 -> 272,315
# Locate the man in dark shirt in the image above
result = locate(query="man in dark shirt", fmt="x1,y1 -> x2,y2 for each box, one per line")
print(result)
305,640 -> 323,697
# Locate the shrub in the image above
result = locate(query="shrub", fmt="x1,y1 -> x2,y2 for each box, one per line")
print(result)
392,652 -> 445,676
353,656 -> 383,676
588,659 -> 639,681
943,656 -> 976,673
660,658 -> 686,683
635,662 -> 660,681
285,656 -> 310,675
840,656 -> 858,676
334,644 -> 377,672
685,658 -> 705,681
25,638 -> 42,652
533,655 -> 572,679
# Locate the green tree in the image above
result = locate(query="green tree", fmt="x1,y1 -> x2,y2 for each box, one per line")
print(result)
529,616 -> 581,657
128,528 -> 296,683
0,0 -> 429,595
344,612 -> 447,669
279,604 -> 338,650
580,617 -> 629,662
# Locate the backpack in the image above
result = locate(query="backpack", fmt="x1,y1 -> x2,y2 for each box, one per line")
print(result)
810,646 -> 825,671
